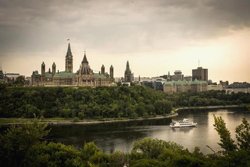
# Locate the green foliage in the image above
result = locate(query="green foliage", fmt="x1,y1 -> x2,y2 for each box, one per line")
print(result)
235,118 -> 250,151
154,100 -> 172,115
24,142 -> 83,167
109,151 -> 127,167
0,121 -> 49,167
131,138 -> 185,159
89,152 -> 110,167
14,76 -> 25,86
130,159 -> 165,167
213,115 -> 237,153
81,142 -> 101,160
0,118 -> 250,167
0,86 -> 172,119
1,87 -> 249,119
166,90 -> 250,107
212,117 -> 250,166
172,155 -> 208,167
131,138 -> 210,167
1,86 -> 250,166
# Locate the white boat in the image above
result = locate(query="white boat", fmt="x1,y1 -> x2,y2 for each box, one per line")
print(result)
170,118 -> 197,128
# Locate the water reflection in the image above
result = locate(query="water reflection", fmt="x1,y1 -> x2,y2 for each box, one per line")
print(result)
48,120 -> 171,153
171,127 -> 195,133
48,109 -> 250,154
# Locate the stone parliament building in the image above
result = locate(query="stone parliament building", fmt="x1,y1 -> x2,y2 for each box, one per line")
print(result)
31,43 -> 114,87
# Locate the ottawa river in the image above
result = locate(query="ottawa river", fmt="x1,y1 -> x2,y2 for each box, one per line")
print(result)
48,109 -> 250,154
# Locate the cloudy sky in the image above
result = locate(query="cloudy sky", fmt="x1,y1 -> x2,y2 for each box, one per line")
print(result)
0,0 -> 249,82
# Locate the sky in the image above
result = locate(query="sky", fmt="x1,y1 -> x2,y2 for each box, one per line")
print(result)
0,0 -> 249,83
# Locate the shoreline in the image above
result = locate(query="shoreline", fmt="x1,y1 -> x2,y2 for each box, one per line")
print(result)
174,104 -> 244,111
0,113 -> 178,126
0,104 -> 246,126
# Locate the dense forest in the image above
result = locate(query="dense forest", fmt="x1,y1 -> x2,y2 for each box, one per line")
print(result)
166,90 -> 250,107
0,116 -> 249,167
0,84 -> 250,119
0,85 -> 172,118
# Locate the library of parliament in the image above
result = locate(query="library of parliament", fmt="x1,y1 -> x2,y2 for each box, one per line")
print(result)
31,43 -> 114,87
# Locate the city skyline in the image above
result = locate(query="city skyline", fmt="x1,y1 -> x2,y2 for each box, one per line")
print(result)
0,0 -> 250,83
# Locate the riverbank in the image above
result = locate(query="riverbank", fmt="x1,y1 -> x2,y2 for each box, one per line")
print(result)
174,104 -> 245,112
0,104 -> 247,126
0,113 -> 178,125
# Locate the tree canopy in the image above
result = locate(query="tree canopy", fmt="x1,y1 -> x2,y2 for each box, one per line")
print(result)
0,117 -> 249,167
0,86 -> 172,119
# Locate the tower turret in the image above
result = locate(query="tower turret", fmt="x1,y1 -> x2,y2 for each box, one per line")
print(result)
101,64 -> 105,74
110,65 -> 114,79
41,62 -> 45,82
41,62 -> 45,76
65,43 -> 73,73
52,62 -> 56,76
126,61 -> 130,72
124,61 -> 134,82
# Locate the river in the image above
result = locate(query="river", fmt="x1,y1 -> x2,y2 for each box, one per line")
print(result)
48,109 -> 250,154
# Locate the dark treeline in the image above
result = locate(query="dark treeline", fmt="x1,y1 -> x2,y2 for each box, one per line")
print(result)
0,84 -> 250,119
0,116 -> 249,167
166,90 -> 250,107
0,85 -> 172,118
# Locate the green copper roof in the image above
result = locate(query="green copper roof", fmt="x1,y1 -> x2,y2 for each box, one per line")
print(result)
45,72 -> 53,78
93,73 -> 108,79
191,79 -> 207,84
54,71 -> 75,78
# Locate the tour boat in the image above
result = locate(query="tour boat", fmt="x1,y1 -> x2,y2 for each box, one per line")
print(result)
170,118 -> 197,128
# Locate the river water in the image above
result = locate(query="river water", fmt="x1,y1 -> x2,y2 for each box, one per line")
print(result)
48,109 -> 250,154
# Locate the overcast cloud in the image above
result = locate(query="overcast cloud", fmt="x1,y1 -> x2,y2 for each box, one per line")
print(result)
0,0 -> 250,53
0,0 -> 249,82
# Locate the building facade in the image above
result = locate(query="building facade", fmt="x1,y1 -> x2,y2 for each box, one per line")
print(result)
225,82 -> 250,94
207,84 -> 223,91
31,43 -> 114,87
171,70 -> 184,81
192,67 -> 208,81
163,80 -> 208,94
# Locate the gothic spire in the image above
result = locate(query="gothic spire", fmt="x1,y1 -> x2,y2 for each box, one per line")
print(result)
65,42 -> 73,73
66,43 -> 72,58
82,50 -> 88,64
126,61 -> 130,71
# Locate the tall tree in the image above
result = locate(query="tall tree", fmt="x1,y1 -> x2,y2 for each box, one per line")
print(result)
213,115 -> 237,154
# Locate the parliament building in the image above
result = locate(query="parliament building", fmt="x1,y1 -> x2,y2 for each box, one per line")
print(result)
31,43 -> 114,87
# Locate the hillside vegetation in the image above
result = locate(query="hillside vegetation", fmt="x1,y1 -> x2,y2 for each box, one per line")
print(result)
0,86 -> 171,119
0,85 -> 249,119
0,116 -> 249,167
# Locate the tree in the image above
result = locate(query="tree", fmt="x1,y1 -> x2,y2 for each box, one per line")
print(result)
213,117 -> 250,166
23,104 -> 40,118
154,100 -> 172,115
235,118 -> 250,151
131,159 -> 165,167
131,138 -> 183,159
213,115 -> 237,154
14,76 -> 25,86
81,142 -> 101,160
24,142 -> 83,167
0,121 -> 49,167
